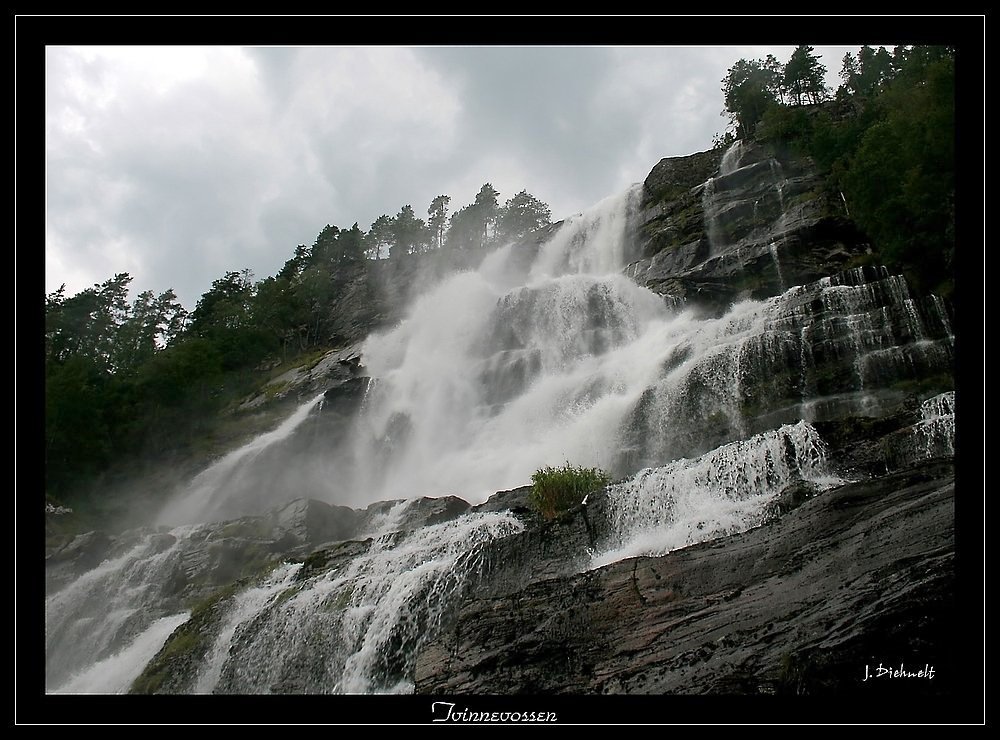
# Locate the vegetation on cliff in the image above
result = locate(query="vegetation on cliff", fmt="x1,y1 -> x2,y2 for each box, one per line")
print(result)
529,463 -> 610,520
720,44 -> 954,296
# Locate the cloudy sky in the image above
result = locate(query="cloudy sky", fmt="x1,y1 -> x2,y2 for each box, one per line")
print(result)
45,45 -> 861,310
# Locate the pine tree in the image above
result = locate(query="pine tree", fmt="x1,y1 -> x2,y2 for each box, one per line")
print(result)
427,195 -> 451,250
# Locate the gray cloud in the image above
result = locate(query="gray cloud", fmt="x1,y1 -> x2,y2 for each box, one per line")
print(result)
46,45 -> 862,310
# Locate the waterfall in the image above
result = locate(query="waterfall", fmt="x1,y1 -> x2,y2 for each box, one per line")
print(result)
204,511 -> 523,694
46,170 -> 955,696
701,176 -> 725,254
45,527 -> 198,690
157,392 -> 327,526
768,159 -> 786,213
719,139 -> 745,176
194,562 -> 303,694
769,242 -> 786,290
529,185 -> 642,279
50,612 -> 191,694
152,191 -> 953,516
591,421 -> 843,569
913,391 -> 956,457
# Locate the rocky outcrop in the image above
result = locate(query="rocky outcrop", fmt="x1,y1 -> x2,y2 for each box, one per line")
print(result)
414,459 -> 955,695
631,142 -> 869,312
239,344 -> 367,410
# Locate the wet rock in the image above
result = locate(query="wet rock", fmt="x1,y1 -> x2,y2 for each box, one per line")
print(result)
414,460 -> 955,695
352,495 -> 471,537
633,142 -> 870,312
270,498 -> 359,550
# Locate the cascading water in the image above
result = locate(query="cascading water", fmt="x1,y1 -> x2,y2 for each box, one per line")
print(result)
336,184 -> 664,507
591,420 -> 843,569
154,182 -> 953,517
913,391 -> 956,457
50,612 -> 191,694
719,140 -> 746,176
193,562 -> 303,694
203,511 -> 522,694
45,526 -> 198,690
158,392 -> 327,525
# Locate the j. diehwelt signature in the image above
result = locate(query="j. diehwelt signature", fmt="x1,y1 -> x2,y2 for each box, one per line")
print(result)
863,662 -> 936,682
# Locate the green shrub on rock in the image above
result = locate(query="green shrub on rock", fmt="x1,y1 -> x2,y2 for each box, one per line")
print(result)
530,463 -> 610,520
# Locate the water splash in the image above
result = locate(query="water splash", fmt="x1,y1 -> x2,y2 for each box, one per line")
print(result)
209,511 -> 523,694
720,139 -> 745,176
50,612 -> 191,694
591,421 -> 843,569
921,391 -> 955,420
913,391 -> 956,457
158,393 -> 327,525
530,184 -> 642,278
45,527 -> 198,690
622,270 -> 954,469
194,562 -> 303,694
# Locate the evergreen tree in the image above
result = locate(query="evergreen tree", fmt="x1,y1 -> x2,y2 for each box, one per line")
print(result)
763,54 -> 786,104
335,222 -> 366,265
473,183 -> 500,247
722,58 -> 780,139
390,204 -> 429,257
497,190 -> 552,242
364,215 -> 394,260
188,269 -> 273,370
783,45 -> 827,105
444,204 -> 480,251
276,244 -> 312,282
111,288 -> 187,376
427,195 -> 451,250
839,45 -> 895,99
310,224 -> 342,265
45,273 -> 132,369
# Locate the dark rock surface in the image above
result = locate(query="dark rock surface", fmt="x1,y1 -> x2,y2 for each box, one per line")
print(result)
631,142 -> 869,313
351,495 -> 472,538
44,530 -> 116,594
414,460 -> 955,695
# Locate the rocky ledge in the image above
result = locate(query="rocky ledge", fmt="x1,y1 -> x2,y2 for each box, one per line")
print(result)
414,458 -> 955,695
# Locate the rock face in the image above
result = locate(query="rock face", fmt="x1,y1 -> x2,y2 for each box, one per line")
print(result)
414,459 -> 955,695
632,142 -> 869,312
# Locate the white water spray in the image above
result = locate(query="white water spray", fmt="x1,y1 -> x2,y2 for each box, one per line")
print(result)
45,527 -> 199,690
194,562 -> 303,694
159,392 -> 327,525
50,612 -> 191,694
591,421 -> 843,569
206,510 -> 523,694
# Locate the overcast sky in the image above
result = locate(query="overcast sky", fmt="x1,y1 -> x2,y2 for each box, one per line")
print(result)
45,45 -> 862,310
